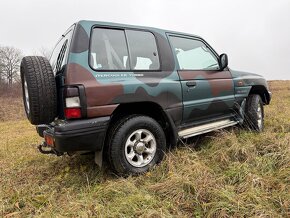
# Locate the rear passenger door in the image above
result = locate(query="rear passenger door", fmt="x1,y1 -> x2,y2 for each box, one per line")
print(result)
169,35 -> 235,124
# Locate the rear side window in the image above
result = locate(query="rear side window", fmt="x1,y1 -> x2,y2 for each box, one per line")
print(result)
90,28 -> 129,70
90,28 -> 160,71
126,30 -> 159,70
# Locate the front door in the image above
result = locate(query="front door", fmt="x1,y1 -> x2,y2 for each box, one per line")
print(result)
169,35 -> 235,124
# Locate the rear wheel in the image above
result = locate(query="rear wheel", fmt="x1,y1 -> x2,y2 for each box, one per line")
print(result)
107,115 -> 166,176
20,56 -> 57,125
244,94 -> 264,132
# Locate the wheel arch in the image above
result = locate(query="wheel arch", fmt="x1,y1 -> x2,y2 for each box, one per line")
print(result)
249,85 -> 270,105
104,102 -> 178,150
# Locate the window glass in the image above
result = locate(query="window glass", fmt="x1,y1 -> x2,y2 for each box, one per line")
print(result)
126,30 -> 160,70
90,28 -> 129,70
50,29 -> 73,73
169,36 -> 219,70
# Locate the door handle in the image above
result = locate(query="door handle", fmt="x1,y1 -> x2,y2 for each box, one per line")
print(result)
186,81 -> 197,87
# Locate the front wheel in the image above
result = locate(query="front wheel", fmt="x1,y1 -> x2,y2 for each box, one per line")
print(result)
244,94 -> 264,132
107,115 -> 166,176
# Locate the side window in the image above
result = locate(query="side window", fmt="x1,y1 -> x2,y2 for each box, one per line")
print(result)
90,28 -> 129,70
169,36 -> 219,70
126,30 -> 160,70
90,28 -> 160,71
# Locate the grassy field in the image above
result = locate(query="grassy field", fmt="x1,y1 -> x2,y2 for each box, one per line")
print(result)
0,81 -> 289,217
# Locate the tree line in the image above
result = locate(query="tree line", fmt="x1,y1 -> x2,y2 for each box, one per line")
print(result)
0,45 -> 52,94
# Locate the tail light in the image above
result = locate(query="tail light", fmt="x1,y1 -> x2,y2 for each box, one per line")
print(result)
65,108 -> 81,119
65,96 -> 80,107
64,87 -> 82,119
44,133 -> 54,147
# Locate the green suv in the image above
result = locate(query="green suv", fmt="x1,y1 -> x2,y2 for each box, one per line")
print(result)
20,20 -> 271,175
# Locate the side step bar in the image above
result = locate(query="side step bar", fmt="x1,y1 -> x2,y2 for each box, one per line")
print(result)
178,119 -> 238,139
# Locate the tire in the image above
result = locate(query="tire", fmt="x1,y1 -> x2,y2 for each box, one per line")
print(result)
20,56 -> 57,125
107,115 -> 166,176
244,94 -> 264,132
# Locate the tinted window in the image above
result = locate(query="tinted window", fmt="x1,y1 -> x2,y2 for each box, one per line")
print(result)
50,29 -> 73,73
170,36 -> 219,70
90,28 -> 129,70
126,30 -> 160,70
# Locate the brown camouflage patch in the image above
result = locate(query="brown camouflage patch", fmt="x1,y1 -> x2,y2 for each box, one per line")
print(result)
87,104 -> 119,117
178,70 -> 233,96
66,63 -> 124,107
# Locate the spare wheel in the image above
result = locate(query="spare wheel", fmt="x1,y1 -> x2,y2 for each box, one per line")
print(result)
20,56 -> 57,125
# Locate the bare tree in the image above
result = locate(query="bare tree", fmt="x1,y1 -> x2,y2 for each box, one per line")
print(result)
0,62 -> 3,85
0,46 -> 23,87
34,46 -> 53,60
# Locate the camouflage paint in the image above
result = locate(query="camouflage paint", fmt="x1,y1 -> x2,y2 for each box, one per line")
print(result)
177,70 -> 235,123
230,69 -> 271,105
65,20 -> 183,125
63,20 -> 271,127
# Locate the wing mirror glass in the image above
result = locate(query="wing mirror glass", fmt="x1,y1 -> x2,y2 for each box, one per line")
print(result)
219,53 -> 228,70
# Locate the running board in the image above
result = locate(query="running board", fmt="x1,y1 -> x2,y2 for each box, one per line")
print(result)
178,119 -> 238,139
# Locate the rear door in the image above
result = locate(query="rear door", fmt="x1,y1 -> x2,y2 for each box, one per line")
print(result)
168,35 -> 235,124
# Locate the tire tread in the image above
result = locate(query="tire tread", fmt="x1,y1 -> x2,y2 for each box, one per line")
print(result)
20,56 -> 57,125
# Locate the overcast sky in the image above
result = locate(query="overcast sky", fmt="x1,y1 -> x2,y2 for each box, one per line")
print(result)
0,0 -> 289,80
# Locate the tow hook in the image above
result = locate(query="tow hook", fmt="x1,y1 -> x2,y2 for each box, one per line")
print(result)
38,143 -> 63,156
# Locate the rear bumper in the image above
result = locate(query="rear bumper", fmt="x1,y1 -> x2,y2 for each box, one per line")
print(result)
36,117 -> 110,152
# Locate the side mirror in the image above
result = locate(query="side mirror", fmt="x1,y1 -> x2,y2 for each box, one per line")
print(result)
219,53 -> 228,70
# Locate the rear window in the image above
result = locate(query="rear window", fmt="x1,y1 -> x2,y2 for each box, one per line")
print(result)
50,28 -> 74,73
90,28 -> 160,71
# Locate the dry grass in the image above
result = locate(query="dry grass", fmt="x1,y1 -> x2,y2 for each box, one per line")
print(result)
0,97 -> 25,122
0,84 -> 25,122
0,81 -> 289,217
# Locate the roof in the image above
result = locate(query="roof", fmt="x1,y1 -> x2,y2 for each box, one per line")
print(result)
76,20 -> 201,39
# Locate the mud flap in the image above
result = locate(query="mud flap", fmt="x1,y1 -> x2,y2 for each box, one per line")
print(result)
237,98 -> 246,124
95,149 -> 103,167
